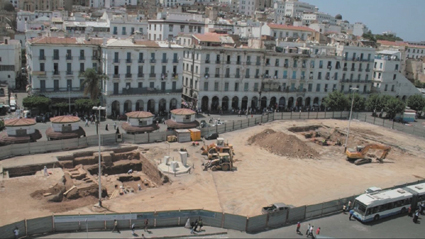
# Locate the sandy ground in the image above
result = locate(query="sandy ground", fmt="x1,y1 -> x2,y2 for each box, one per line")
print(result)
2,118 -> 425,226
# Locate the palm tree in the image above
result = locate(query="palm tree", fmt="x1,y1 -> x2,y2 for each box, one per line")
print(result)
81,68 -> 108,102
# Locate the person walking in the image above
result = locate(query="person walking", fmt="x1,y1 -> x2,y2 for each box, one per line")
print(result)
112,219 -> 120,233
316,227 -> 321,235
43,166 -> 48,176
144,219 -> 149,232
309,226 -> 314,238
85,119 -> 89,127
296,221 -> 301,234
349,209 -> 354,221
305,223 -> 311,237
131,223 -> 136,235
347,201 -> 352,210
105,124 -> 109,131
13,226 -> 19,239
194,219 -> 199,232
413,210 -> 419,223
198,218 -> 203,231
113,122 -> 117,130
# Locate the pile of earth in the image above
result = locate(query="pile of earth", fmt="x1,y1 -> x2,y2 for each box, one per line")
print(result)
248,129 -> 319,158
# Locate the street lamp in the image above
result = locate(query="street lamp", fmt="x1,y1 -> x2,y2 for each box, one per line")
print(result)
68,85 -> 71,114
344,87 -> 359,152
92,106 -> 106,207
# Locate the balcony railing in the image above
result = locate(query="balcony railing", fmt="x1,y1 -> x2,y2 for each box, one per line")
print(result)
255,75 -> 260,79
33,87 -> 82,93
351,68 -> 355,71
162,59 -> 168,63
149,73 -> 156,77
125,73 -> 132,78
226,61 -> 231,64
119,87 -> 182,95
245,75 -> 250,78
235,74 -> 240,78
275,63 -> 279,67
246,61 -> 251,65
66,55 -> 72,60
284,64 -> 288,68
113,59 -> 119,63
365,68 -> 370,72
79,56 -> 85,60
53,71 -> 59,75
256,62 -> 261,66
113,74 -> 120,78
236,61 -> 241,65
215,60 -> 221,64
214,74 -> 220,77
358,68 -> 363,72
39,56 -> 45,60
66,71 -> 72,75
53,56 -> 59,60
225,74 -> 230,78
138,73 -> 144,77
126,59 -> 132,63
92,56 -> 99,60
205,60 -> 210,64
173,59 -> 178,63
343,67 -> 347,71
204,74 -> 210,78
150,59 -> 156,63
138,59 -> 145,63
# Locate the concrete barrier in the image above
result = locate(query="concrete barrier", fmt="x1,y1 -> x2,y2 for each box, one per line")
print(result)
223,213 -> 246,231
286,206 -> 306,224
267,210 -> 288,228
27,216 -> 52,236
0,220 -> 25,239
246,214 -> 267,233
200,210 -> 223,228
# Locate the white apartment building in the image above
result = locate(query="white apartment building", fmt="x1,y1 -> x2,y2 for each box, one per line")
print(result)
372,50 -> 420,99
239,0 -> 257,16
26,36 -> 102,106
406,45 -> 425,59
352,22 -> 369,37
230,0 -> 239,14
302,12 -> 336,25
102,38 -> 183,116
284,0 -> 316,18
261,23 -> 316,41
0,38 -> 21,89
182,33 -> 379,112
16,11 -> 36,32
110,14 -> 148,38
148,14 -> 205,41
104,0 -> 137,7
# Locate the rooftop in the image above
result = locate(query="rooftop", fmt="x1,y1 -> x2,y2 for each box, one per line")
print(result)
193,33 -> 227,43
171,109 -> 196,115
126,111 -> 154,118
28,36 -> 103,45
267,23 -> 316,32
4,118 -> 36,126
50,115 -> 80,123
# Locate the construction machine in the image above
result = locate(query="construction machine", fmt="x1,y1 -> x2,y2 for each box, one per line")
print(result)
346,144 -> 391,165
201,138 -> 234,156
203,150 -> 234,171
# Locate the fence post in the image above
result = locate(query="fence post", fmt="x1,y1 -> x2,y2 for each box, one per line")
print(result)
233,120 -> 235,130
364,114 -> 366,122
248,118 -> 250,127
224,123 -> 227,132
245,217 -> 249,232
52,214 -> 55,232
324,111 -> 327,118
316,111 -> 318,119
392,120 -> 395,129
281,112 -> 283,119
373,116 -> 376,124
382,118 -> 385,126
290,111 -> 292,119
308,111 -> 310,119
216,124 -> 218,133
25,219 -> 28,237
332,111 -> 335,119
299,112 -> 301,119
265,213 -> 270,228
221,212 -> 225,228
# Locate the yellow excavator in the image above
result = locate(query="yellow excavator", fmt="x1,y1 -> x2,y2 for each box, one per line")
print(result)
346,144 -> 391,165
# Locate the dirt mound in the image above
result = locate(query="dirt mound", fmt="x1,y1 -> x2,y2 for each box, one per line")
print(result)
248,129 -> 319,158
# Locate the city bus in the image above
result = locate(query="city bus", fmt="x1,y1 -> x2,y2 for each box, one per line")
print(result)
351,188 -> 413,222
404,183 -> 425,210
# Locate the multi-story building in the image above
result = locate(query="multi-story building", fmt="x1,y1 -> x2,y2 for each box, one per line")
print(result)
284,0 -> 316,19
302,12 -> 336,25
372,50 -> 420,99
181,33 -> 403,112
110,14 -> 148,38
102,38 -> 183,116
261,23 -> 316,41
352,22 -> 369,37
148,13 -> 205,41
26,36 -> 102,112
0,38 -> 21,89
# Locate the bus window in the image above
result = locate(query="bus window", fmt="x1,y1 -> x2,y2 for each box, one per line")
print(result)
372,206 -> 379,214
388,202 -> 394,210
365,208 -> 371,216
405,198 -> 411,205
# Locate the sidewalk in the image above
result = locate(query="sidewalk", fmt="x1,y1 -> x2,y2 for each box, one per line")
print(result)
36,226 -> 227,238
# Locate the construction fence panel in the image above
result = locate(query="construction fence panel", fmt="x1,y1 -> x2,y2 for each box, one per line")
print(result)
29,141 -> 47,154
0,145 -> 11,159
261,116 -> 268,124
300,112 -> 309,119
222,123 -> 231,132
223,213 -> 246,231
365,116 -> 375,124
0,220 -> 25,239
155,211 -> 180,228
27,216 -> 53,236
282,113 -> 292,120
217,125 -> 226,134
88,220 -> 106,231
102,134 -> 116,145
286,206 -> 306,224
134,133 -> 149,144
268,114 -> 274,122
200,210 -> 223,228
412,127 -> 425,138
54,221 -> 80,232
321,199 -> 341,215
317,112 -> 326,119
305,203 -> 323,219
133,212 -> 155,229
122,133 -> 134,144
43,140 -> 61,152
267,210 -> 288,228
200,127 -> 210,137
179,209 -> 202,227
246,214 -> 267,233
233,121 -> 241,131
10,143 -> 30,156
149,132 -> 166,143
241,119 -> 249,129
62,138 -> 80,150
78,137 -> 89,148
393,123 -> 406,132
86,135 -> 99,147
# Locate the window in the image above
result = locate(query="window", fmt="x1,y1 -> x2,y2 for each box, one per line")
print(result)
384,84 -> 388,91
114,66 -> 119,75
292,71 -> 296,79
316,84 -> 321,92
235,83 -> 239,91
114,52 -> 119,62
283,70 -> 287,79
150,82 -> 155,88
80,50 -> 85,59
254,83 -> 259,91
40,80 -> 45,91
391,85 -> 395,91
67,63 -> 71,73
395,64 -> 399,71
53,49 -> 59,59
318,72 -> 322,80
224,82 -> 229,91
139,53 -> 144,62
244,83 -> 248,91
67,79 -> 72,89
54,80 -> 59,90
204,82 -> 208,91
127,52 -> 131,62
113,26 -> 117,34
214,82 -> 219,91
126,65 -> 131,74
80,79 -> 84,90
122,27 -> 126,35
393,74 -> 396,80
79,63 -> 84,72
380,63 -> 383,69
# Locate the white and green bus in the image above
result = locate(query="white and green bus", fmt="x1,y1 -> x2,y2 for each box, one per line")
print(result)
352,188 -> 413,222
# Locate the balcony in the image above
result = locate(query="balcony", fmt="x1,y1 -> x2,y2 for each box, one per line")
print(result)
358,68 -> 363,72
235,74 -> 241,78
79,56 -> 85,60
119,87 -> 182,95
275,63 -> 279,67
113,59 -> 119,63
319,65 -> 323,69
66,55 -> 72,60
66,71 -> 73,75
172,73 -> 178,79
53,71 -> 59,75
138,59 -> 145,63
225,74 -> 230,78
302,64 -> 306,68
365,68 -> 370,72
284,64 -> 288,68
173,58 -> 178,63
138,73 -> 144,77
53,56 -> 59,60
214,74 -> 220,77
255,75 -> 260,79
161,73 -> 168,79
215,60 -> 221,64
246,61 -> 251,65
256,62 -> 261,66
226,61 -> 231,64
161,59 -> 168,63
125,73 -> 132,78
39,56 -> 45,60
79,71 -> 85,76
343,67 -> 347,71
150,59 -> 156,63
351,68 -> 355,71
205,59 -> 210,64
204,73 -> 210,78
149,73 -> 156,77
266,62 -> 270,66
33,87 -> 82,93
113,74 -> 120,78
245,75 -> 250,78
236,61 -> 241,65
126,59 -> 132,63
92,56 -> 99,60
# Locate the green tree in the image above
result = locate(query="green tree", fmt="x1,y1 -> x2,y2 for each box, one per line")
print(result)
81,68 -> 108,101
22,96 -> 51,112
75,98 -> 99,112
407,94 -> 425,116
362,30 -> 376,42
323,91 -> 349,111
384,97 -> 405,119
366,94 -> 384,114
375,33 -> 403,42
348,93 -> 366,112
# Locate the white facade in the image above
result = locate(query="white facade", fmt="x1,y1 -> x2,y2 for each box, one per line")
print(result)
352,22 -> 369,37
17,11 -> 36,32
372,50 -> 420,99
0,38 -> 22,89
110,14 -> 148,38
171,113 -> 195,122
102,38 -> 183,116
239,0 -> 257,16
26,36 -> 102,99
104,0 -> 137,7
406,46 -> 425,59
128,117 -> 153,126
51,122 -> 79,132
284,0 -> 317,18
6,125 -> 36,135
302,12 -> 336,25
148,20 -> 205,41
262,23 -> 316,41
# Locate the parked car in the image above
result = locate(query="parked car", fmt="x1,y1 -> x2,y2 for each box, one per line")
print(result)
204,132 -> 219,140
261,203 -> 294,214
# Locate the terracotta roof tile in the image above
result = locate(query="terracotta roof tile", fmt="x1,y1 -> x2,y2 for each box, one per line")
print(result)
377,40 -> 408,47
268,23 -> 316,32
29,36 -> 103,45
133,40 -> 160,47
50,115 -> 80,123
171,108 -> 196,115
193,33 -> 226,42
4,118 -> 36,126
126,111 -> 154,118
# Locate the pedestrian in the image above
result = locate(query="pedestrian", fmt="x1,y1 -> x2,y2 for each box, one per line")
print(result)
190,221 -> 195,234
141,234 -> 146,239
85,119 -> 89,127
296,221 -> 301,234
112,219 -> 120,233
309,226 -> 314,238
347,201 -> 352,210
105,124 -> 109,131
413,210 -> 419,223
43,166 -> 48,176
421,202 -> 425,214
13,226 -> 19,239
113,122 -> 117,130
316,227 -> 320,235
305,223 -> 311,236
138,184 -> 142,191
116,127 -> 120,134
349,209 -> 354,221
144,219 -> 149,232
408,206 -> 413,217
194,219 -> 199,232
198,218 -> 203,231
131,223 -> 136,235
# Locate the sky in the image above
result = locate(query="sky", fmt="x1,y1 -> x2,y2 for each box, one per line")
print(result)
303,0 -> 425,42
